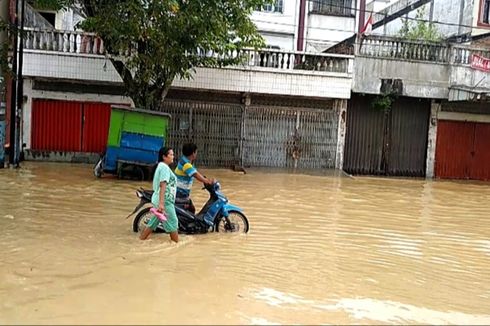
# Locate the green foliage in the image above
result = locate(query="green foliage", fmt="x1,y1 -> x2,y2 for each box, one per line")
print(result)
371,93 -> 396,113
2,0 -> 268,109
77,0 -> 268,109
30,0 -> 73,11
398,7 -> 441,42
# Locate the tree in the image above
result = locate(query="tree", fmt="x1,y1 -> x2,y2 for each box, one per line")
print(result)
398,7 -> 441,42
76,0 -> 268,110
2,0 -> 269,110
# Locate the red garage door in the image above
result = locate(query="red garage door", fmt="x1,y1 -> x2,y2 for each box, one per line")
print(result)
435,120 -> 490,181
31,99 -> 111,153
31,100 -> 82,151
82,103 -> 111,153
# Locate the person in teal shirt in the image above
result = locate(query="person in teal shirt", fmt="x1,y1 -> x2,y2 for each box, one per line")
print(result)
140,147 -> 179,243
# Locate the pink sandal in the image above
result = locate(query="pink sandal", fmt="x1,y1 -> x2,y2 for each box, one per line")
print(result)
150,207 -> 167,221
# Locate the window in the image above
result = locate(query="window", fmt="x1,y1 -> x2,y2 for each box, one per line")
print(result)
311,0 -> 355,17
482,0 -> 490,24
257,0 -> 283,13
38,11 -> 56,27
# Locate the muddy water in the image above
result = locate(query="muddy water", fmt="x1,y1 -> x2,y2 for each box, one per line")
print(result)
1,162 -> 490,325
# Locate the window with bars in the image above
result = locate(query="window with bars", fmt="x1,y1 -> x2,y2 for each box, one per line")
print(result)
310,0 -> 355,17
256,0 -> 284,13
482,0 -> 490,24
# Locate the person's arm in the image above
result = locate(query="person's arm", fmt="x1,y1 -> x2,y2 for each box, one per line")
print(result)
193,171 -> 214,185
158,181 -> 167,213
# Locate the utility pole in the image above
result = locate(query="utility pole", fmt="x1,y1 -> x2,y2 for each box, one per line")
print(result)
8,0 -> 18,166
1,0 -> 8,167
1,1 -> 8,69
14,0 -> 24,165
1,1 -> 8,100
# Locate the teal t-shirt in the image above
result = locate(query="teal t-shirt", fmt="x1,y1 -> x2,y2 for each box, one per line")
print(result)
151,162 -> 177,208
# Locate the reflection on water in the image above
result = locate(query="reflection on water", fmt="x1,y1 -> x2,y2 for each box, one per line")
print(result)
1,162 -> 490,325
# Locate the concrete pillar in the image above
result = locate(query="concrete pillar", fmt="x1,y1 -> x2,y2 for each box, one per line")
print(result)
425,100 -> 440,179
21,78 -> 30,149
296,0 -> 306,51
335,99 -> 348,170
457,0 -> 465,36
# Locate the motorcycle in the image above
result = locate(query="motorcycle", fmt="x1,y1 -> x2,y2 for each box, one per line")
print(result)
127,181 -> 249,234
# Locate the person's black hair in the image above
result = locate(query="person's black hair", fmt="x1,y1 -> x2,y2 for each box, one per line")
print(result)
158,146 -> 173,163
182,143 -> 198,157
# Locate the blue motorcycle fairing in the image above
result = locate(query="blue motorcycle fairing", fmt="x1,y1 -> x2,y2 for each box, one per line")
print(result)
220,203 -> 243,217
215,191 -> 228,202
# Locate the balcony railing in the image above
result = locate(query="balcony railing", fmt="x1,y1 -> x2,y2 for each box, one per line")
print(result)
451,45 -> 490,65
23,28 -> 104,55
359,35 -> 490,68
196,48 -> 352,73
22,28 -> 353,74
359,36 -> 450,63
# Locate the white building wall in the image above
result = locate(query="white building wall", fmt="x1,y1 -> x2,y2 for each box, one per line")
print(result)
22,50 -> 353,99
260,32 -> 295,50
251,0 -> 298,50
369,0 -> 475,38
23,51 -> 120,83
53,0 -> 359,53
172,67 -> 353,99
305,0 -> 358,52
306,14 -> 356,52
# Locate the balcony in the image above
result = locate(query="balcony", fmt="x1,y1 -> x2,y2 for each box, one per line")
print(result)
353,36 -> 490,101
21,28 -> 354,99
449,46 -> 490,101
354,35 -> 490,101
354,35 -> 450,98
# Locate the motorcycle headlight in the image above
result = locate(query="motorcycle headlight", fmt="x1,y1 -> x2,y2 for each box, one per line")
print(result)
136,190 -> 143,198
215,182 -> 221,191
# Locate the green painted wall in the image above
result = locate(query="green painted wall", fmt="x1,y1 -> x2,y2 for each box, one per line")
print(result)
107,109 -> 169,147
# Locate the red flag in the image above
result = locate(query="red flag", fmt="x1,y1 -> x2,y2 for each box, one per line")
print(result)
361,14 -> 373,35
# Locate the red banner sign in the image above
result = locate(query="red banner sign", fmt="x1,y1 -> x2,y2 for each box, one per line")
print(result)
471,54 -> 490,72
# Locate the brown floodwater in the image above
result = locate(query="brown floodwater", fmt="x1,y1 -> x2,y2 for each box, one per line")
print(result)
1,162 -> 490,325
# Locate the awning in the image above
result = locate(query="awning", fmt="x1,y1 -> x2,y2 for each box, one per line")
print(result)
449,86 -> 490,102
306,41 -> 335,53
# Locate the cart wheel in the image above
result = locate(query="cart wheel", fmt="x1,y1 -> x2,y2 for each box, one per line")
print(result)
117,164 -> 145,181
117,163 -> 126,179
134,165 -> 145,181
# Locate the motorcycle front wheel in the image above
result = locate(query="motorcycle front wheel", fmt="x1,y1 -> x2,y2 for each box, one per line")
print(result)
133,206 -> 166,233
133,206 -> 152,233
215,211 -> 249,233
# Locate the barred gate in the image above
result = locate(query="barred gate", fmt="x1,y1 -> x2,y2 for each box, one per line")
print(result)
162,97 -> 338,169
162,99 -> 242,167
243,106 -> 338,168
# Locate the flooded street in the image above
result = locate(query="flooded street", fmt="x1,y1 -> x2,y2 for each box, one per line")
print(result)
1,162 -> 490,325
